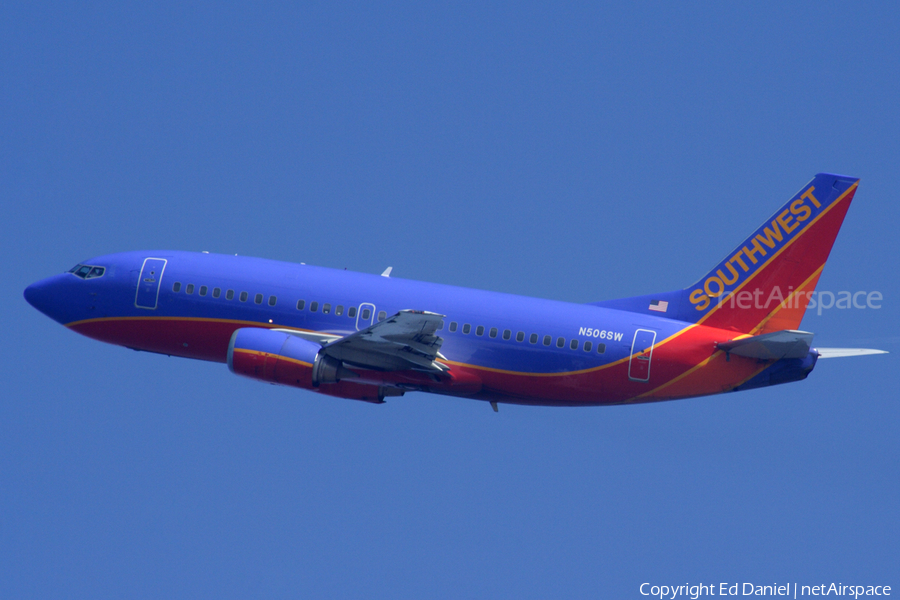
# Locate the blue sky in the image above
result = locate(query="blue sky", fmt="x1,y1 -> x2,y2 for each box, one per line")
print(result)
2,3 -> 898,598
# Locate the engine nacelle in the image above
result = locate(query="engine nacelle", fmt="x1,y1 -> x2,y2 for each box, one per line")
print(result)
227,327 -> 351,388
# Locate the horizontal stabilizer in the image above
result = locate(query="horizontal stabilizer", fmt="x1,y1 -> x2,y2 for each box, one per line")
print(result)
815,348 -> 888,359
717,330 -> 814,360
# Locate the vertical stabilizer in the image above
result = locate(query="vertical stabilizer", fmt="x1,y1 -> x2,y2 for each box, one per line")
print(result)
592,174 -> 859,334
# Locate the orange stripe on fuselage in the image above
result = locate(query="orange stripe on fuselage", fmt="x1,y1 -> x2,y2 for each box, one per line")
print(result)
439,324 -> 698,377
452,323 -> 772,405
631,348 -> 766,403
67,315 -> 781,406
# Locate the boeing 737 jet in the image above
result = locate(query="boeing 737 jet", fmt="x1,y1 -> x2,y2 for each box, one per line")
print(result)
24,173 -> 885,408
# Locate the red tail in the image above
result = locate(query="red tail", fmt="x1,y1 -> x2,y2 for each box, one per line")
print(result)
687,173 -> 858,334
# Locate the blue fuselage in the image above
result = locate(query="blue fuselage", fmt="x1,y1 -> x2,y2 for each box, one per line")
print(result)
24,250 -> 815,406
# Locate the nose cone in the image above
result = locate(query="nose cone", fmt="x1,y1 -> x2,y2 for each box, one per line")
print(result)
24,274 -> 69,324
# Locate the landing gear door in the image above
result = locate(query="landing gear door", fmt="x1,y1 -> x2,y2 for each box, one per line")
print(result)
135,258 -> 167,310
356,303 -> 376,331
628,328 -> 656,382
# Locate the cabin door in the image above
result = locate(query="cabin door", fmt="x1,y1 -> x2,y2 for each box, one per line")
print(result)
628,328 -> 656,382
135,258 -> 167,310
355,303 -> 376,330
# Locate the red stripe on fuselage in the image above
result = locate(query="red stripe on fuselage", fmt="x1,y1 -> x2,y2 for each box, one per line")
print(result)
69,316 -> 268,362
69,316 -> 772,406
458,323 -> 763,405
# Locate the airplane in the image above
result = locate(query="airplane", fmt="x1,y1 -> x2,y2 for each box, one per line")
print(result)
24,173 -> 886,409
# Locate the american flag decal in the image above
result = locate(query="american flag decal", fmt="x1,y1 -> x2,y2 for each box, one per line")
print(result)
649,300 -> 668,312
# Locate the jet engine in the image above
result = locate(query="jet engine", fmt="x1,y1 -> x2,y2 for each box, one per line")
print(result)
227,327 -> 357,388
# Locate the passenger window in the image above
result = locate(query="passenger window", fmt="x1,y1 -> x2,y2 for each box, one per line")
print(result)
584,341 -> 592,352
240,291 -> 248,302
476,325 -> 485,336
186,284 -> 194,294
570,339 -> 578,350
543,335 -> 551,346
348,306 -> 357,318
597,343 -> 606,354
199,286 -> 208,296
311,301 -> 319,312
297,300 -> 305,310
516,331 -> 524,342
449,322 -> 458,332
361,308 -> 370,319
437,321 -> 444,330
462,324 -> 471,334
323,303 -> 331,314
489,327 -> 498,338
172,282 -> 181,292
556,337 -> 565,348
378,311 -> 386,321
213,288 -> 221,298
502,329 -> 511,340
226,289 -> 234,300
254,293 -> 263,304
268,296 -> 277,307
336,305 -> 343,316
530,333 -> 538,344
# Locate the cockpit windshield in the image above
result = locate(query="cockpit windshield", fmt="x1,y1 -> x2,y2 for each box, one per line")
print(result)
68,264 -> 106,279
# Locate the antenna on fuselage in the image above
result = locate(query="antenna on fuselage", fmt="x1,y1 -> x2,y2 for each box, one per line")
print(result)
381,267 -> 393,277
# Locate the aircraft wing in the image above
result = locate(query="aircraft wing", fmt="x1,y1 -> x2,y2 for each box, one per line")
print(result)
318,310 -> 448,373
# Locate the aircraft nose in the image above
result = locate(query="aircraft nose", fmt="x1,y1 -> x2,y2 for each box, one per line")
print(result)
24,274 -> 68,323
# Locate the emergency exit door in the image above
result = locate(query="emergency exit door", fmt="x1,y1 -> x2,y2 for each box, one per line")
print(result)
355,303 -> 376,330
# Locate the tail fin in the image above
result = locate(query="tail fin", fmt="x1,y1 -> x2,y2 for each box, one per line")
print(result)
592,173 -> 859,334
